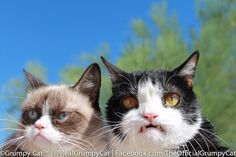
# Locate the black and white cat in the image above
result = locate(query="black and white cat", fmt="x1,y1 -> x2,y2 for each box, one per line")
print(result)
102,52 -> 234,157
2,63 -> 107,157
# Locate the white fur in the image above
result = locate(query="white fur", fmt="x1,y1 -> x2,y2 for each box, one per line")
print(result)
80,73 -> 95,89
179,62 -> 195,76
82,81 -> 95,89
110,80 -> 202,157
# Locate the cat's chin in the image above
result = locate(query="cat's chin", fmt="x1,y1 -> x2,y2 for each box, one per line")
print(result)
123,131 -> 169,152
34,134 -> 52,143
29,134 -> 57,150
139,129 -> 163,140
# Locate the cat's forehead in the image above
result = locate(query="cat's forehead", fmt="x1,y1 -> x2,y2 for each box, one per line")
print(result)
23,85 -> 90,111
133,70 -> 169,85
138,79 -> 162,93
134,70 -> 187,93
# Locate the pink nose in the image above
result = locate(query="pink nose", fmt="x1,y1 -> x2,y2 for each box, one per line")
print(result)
35,124 -> 45,130
142,113 -> 158,121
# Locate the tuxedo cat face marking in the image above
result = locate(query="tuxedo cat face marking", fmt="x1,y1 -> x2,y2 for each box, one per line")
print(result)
15,63 -> 102,152
102,52 -> 202,151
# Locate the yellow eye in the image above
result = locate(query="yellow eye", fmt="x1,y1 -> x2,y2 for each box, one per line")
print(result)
122,96 -> 138,109
164,93 -> 180,107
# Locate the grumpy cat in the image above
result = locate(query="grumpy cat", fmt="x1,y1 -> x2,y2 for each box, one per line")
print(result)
2,63 -> 107,157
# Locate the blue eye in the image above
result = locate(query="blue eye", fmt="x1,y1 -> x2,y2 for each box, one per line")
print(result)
28,110 -> 38,120
58,112 -> 71,121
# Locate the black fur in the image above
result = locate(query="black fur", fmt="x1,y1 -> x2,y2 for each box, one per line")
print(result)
102,52 -> 235,157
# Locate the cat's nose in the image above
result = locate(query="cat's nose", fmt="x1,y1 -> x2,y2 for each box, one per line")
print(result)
142,113 -> 158,121
35,124 -> 45,130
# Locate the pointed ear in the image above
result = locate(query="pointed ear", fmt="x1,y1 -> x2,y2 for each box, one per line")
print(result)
101,56 -> 128,84
23,69 -> 46,89
173,51 -> 200,88
72,63 -> 101,103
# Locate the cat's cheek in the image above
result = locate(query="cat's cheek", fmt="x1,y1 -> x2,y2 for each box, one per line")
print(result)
25,126 -> 39,140
160,108 -> 201,145
42,127 -> 62,143
172,116 -> 201,145
159,109 -> 183,133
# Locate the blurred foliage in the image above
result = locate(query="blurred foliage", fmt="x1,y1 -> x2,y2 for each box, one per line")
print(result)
2,0 -> 236,149
192,0 -> 236,149
2,61 -> 47,114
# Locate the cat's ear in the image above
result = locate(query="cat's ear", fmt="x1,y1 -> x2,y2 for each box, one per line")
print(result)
23,69 -> 46,89
72,63 -> 101,103
101,56 -> 128,84
173,51 -> 200,88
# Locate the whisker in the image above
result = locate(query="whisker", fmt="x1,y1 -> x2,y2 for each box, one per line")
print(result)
192,137 -> 204,152
187,141 -> 199,157
61,138 -> 87,152
198,132 -> 215,151
199,128 -> 232,148
6,114 -> 26,128
108,133 -> 122,151
113,129 -> 129,152
63,136 -> 95,152
0,136 -> 25,150
13,139 -> 25,152
0,128 -> 26,132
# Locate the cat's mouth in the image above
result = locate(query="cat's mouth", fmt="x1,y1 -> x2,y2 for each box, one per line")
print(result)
34,134 -> 52,143
140,124 -> 165,133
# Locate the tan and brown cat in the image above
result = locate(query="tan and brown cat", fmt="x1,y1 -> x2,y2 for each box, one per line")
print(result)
2,63 -> 107,157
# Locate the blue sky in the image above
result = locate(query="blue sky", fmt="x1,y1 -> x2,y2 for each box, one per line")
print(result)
0,0 -> 197,142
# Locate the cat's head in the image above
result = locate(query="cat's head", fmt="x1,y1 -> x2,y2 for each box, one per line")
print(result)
102,52 -> 202,151
19,63 -> 101,152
